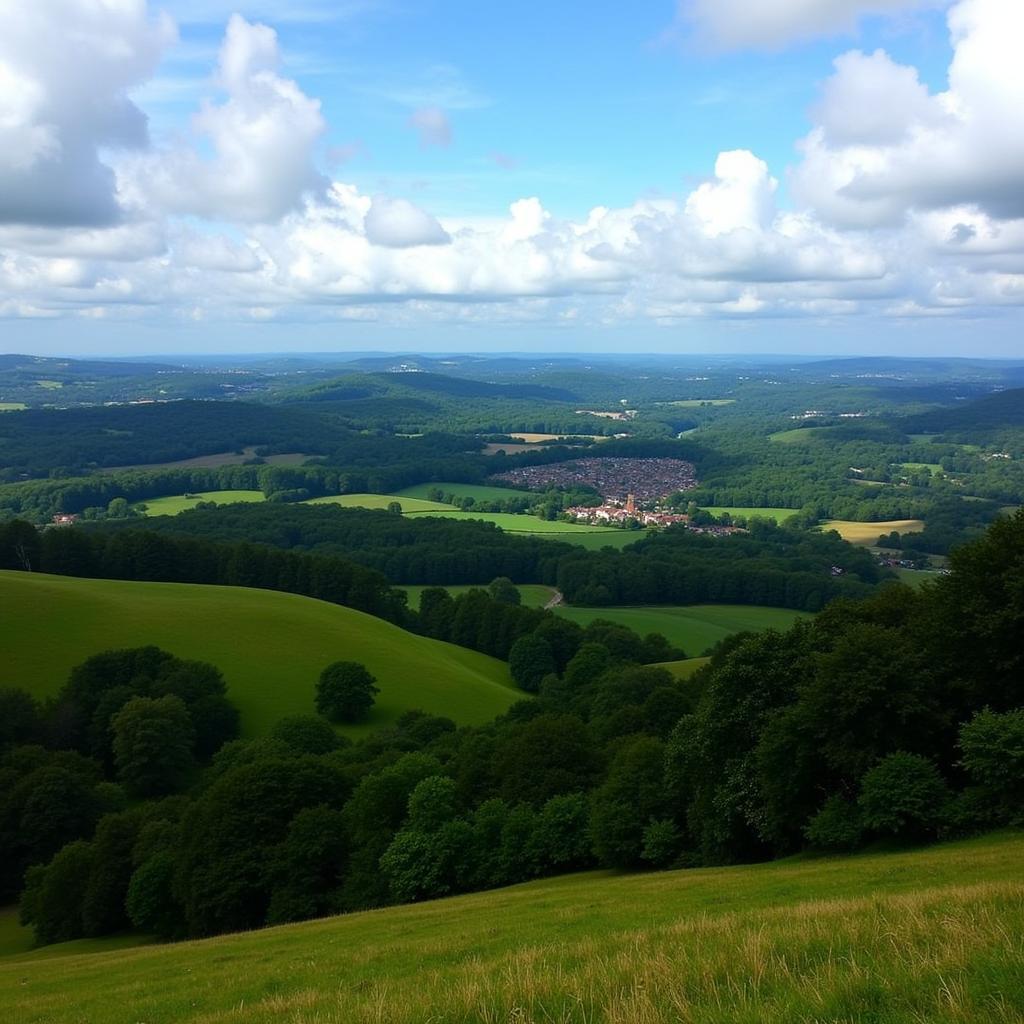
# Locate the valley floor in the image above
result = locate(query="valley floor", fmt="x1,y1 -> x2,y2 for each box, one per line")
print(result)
2,831 -> 1021,1024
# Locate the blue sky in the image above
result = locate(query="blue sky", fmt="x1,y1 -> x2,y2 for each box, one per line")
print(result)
2,0 -> 1023,356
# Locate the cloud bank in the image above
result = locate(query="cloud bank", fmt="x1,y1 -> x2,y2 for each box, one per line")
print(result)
0,0 -> 1022,338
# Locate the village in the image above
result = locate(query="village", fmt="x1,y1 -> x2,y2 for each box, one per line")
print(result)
562,494 -> 746,536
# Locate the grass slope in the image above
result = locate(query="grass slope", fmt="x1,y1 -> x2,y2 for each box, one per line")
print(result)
2,832 -> 1020,1023
822,518 -> 926,544
0,571 -> 518,737
401,584 -> 557,610
653,656 -> 710,679
554,604 -> 811,656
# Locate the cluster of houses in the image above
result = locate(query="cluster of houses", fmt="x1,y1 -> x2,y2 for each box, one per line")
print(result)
564,495 -> 746,536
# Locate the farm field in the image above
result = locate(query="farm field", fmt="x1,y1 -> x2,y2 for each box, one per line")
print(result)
701,506 -> 799,523
396,481 -> 539,502
507,432 -> 607,442
140,489 -> 266,515
403,510 -> 643,550
401,583 -> 558,610
2,831 -> 1020,1023
306,493 -> 454,512
0,401 -> 27,411
554,604 -> 811,656
0,571 -> 518,737
822,518 -> 926,544
901,462 -> 943,474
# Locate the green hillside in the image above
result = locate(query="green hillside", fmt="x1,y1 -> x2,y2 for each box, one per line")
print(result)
401,583 -> 558,610
0,571 -> 518,736
553,604 -> 812,656
1,832 -> 1020,1023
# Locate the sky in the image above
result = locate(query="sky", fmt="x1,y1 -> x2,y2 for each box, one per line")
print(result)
1,0 -> 1023,357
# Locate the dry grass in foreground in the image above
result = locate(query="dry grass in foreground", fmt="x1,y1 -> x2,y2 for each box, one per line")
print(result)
2,833 -> 1022,1024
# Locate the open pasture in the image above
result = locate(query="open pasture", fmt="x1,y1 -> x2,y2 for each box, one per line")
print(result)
403,509 -> 643,550
140,490 -> 266,515
554,604 -> 810,656
0,571 -> 518,738
653,656 -> 710,679
0,401 -> 27,411
2,832 -> 1020,1023
821,518 -> 925,544
306,493 -> 455,512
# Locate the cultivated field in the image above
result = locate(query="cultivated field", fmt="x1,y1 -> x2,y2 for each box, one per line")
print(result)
701,506 -> 799,523
0,571 -> 518,736
0,401 -> 27,411
554,604 -> 810,655
306,493 -> 454,512
822,518 -> 926,544
140,490 -> 266,515
2,832 -> 1020,1023
401,584 -> 558,610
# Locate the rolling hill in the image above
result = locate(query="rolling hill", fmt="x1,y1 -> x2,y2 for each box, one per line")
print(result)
0,571 -> 519,736
1,831 -> 1020,1022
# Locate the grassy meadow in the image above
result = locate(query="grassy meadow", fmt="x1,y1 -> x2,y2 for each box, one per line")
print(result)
768,426 -> 823,443
669,398 -> 735,407
653,656 -> 710,679
141,490 -> 266,515
0,571 -> 518,737
1,831 -> 1020,1023
400,583 -> 558,610
402,509 -> 643,549
822,518 -> 926,544
553,604 -> 811,656
305,493 -> 454,512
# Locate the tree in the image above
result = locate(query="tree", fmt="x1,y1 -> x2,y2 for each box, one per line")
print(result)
315,661 -> 380,723
858,752 -> 949,840
111,695 -> 195,797
386,501 -> 403,515
487,576 -> 521,606
0,688 -> 41,749
271,715 -> 341,755
508,634 -> 555,693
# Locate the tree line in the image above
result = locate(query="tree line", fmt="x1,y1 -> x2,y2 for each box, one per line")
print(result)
3,511 -> 1021,946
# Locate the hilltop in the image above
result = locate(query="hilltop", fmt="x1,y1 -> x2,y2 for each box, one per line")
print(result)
0,571 -> 518,735
1,831 -> 1020,1023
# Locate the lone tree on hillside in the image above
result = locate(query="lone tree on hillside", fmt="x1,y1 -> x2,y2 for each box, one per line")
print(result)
316,661 -> 380,723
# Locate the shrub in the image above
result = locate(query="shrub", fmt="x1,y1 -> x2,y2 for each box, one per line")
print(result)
804,795 -> 863,851
858,752 -> 949,840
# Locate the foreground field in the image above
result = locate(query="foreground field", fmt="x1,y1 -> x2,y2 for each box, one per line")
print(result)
2,832 -> 1020,1023
554,604 -> 811,656
822,518 -> 926,544
0,572 -> 518,736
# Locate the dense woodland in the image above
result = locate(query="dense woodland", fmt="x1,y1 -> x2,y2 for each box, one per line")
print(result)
2,512 -> 1021,944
